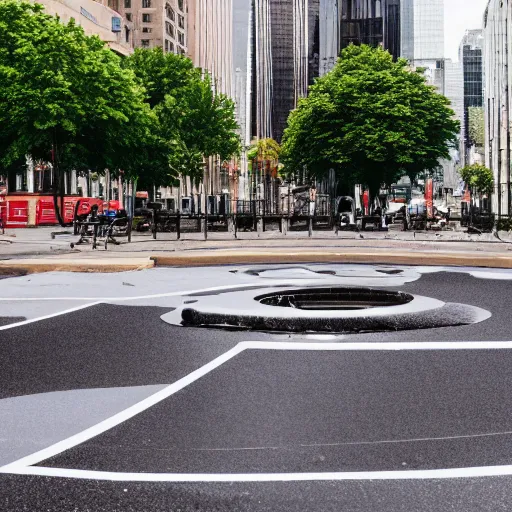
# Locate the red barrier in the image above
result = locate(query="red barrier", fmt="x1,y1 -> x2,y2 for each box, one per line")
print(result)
6,200 -> 29,227
36,199 -> 58,225
0,200 -> 6,229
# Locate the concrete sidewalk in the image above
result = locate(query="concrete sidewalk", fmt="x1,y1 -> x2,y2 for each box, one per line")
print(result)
2,226 -> 512,273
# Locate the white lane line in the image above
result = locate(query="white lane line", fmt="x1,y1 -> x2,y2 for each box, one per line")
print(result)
238,341 -> 512,351
0,344 -> 245,471
0,283 -> 273,302
0,302 -> 100,332
8,464 -> 512,482
3,340 -> 512,481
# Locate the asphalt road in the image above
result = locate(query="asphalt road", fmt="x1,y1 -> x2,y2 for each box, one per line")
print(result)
2,265 -> 512,511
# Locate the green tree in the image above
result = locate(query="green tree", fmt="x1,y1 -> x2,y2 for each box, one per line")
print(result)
467,107 -> 485,148
281,44 -> 460,196
125,49 -> 240,188
460,163 -> 494,197
248,138 -> 281,162
0,0 -> 154,223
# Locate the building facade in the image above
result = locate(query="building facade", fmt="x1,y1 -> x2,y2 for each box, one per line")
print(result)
401,0 -> 444,63
40,0 -> 134,55
253,0 -> 320,142
339,0 -> 401,61
459,30 -> 484,168
484,0 -> 511,215
116,0 -> 189,54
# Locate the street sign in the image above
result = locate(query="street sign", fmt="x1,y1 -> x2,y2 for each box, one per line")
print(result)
112,17 -> 122,32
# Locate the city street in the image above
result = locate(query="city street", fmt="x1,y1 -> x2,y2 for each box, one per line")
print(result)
2,264 -> 512,510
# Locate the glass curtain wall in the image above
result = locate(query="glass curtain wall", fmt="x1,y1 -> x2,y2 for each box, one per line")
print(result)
340,0 -> 401,61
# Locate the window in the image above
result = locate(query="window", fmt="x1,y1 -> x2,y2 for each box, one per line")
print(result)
165,40 -> 169,52
178,14 -> 184,29
177,46 -> 185,55
177,31 -> 184,45
141,39 -> 150,47
142,13 -> 151,22
125,12 -> 132,21
124,0 -> 130,7
165,4 -> 175,20
142,27 -> 152,33
125,26 -> 130,43
165,21 -> 174,38
177,0 -> 183,11
169,41 -> 174,53
142,0 -> 151,7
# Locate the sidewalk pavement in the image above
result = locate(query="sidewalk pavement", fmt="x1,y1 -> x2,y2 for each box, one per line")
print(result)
2,227 -> 512,273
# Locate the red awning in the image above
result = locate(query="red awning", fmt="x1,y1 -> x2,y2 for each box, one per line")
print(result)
136,191 -> 149,199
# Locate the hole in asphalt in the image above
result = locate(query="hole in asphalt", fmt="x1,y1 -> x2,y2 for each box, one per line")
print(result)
256,288 -> 413,311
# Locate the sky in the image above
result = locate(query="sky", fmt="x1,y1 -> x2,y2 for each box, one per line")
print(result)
445,0 -> 489,61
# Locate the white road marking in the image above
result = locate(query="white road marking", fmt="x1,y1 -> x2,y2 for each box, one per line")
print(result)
8,464 -> 512,482
3,340 -> 512,482
0,302 -> 100,332
0,283 -> 282,302
241,341 -> 512,351
0,344 -> 246,471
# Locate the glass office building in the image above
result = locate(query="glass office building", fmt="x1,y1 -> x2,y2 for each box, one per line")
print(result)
459,29 -> 484,167
401,0 -> 444,62
339,0 -> 401,60
253,0 -> 320,142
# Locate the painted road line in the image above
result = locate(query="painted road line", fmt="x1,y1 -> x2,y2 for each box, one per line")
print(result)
0,283 -> 282,302
0,302 -> 100,332
0,343 -> 246,471
3,340 -> 512,477
8,464 -> 512,482
239,341 -> 512,351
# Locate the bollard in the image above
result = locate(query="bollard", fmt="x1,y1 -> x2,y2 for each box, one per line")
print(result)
176,212 -> 181,240
281,216 -> 288,235
257,217 -> 264,235
308,216 -> 313,238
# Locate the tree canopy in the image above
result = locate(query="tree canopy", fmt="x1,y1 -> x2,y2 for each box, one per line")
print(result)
248,138 -> 281,162
0,2 -> 241,221
281,44 -> 460,196
460,163 -> 494,196
124,48 -> 240,188
0,0 -> 153,176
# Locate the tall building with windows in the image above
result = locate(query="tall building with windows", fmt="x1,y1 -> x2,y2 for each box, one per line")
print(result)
116,0 -> 188,54
401,0 -> 444,63
189,0 -> 233,96
339,0 -> 401,61
39,0 -> 134,56
459,29 -> 484,167
253,0 -> 320,142
318,1 -> 402,78
484,0 -> 511,215
400,0 -> 445,91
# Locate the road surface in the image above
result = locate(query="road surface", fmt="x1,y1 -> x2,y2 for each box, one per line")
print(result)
2,264 -> 512,511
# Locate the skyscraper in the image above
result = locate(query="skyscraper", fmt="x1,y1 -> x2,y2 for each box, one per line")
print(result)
116,0 -> 189,54
484,0 -> 511,215
253,0 -> 320,142
339,0 -> 401,61
459,29 -> 484,167
401,0 -> 444,63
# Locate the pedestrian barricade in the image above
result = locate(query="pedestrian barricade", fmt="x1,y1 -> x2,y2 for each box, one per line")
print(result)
71,200 -> 132,250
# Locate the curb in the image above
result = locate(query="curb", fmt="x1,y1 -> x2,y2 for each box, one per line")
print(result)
150,250 -> 512,269
0,258 -> 155,275
2,250 -> 512,274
